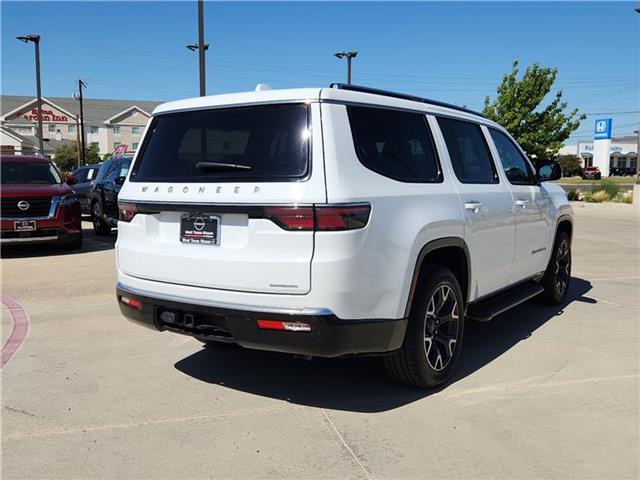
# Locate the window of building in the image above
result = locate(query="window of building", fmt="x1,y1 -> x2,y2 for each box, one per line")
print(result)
438,117 -> 498,184
132,126 -> 140,135
68,124 -> 76,133
346,106 -> 442,183
630,159 -> 637,170
48,124 -> 57,132
619,158 -> 627,168
113,142 -> 121,150
132,142 -> 139,150
489,128 -> 535,185
13,126 -> 34,135
90,126 -> 99,134
112,126 -> 121,134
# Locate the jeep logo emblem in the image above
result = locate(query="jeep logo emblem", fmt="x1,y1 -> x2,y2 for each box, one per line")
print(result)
17,201 -> 30,211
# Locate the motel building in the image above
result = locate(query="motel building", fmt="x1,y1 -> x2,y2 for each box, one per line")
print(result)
0,95 -> 162,158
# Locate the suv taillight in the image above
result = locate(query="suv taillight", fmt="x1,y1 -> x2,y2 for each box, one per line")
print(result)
118,203 -> 138,222
264,204 -> 371,231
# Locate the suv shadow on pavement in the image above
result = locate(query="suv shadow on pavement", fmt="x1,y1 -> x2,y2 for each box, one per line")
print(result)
0,222 -> 116,259
174,277 -> 594,413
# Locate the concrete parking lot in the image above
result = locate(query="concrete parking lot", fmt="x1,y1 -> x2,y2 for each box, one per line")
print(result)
2,202 -> 639,479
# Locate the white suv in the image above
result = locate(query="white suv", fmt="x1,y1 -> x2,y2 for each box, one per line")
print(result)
116,84 -> 572,388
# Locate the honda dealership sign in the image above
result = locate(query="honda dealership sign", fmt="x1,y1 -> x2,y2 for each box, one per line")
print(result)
594,119 -> 612,140
593,118 -> 613,176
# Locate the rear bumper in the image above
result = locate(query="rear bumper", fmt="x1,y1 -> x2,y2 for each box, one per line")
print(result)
116,282 -> 407,357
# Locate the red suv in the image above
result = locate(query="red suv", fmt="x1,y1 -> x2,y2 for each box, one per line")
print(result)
1,156 -> 82,249
582,166 -> 601,180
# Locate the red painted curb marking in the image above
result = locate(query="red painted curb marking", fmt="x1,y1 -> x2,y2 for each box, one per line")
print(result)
1,294 -> 30,368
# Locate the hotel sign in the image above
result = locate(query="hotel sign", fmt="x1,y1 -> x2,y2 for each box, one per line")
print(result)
22,108 -> 70,122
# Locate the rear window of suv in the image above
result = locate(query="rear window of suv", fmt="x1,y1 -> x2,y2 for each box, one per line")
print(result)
130,104 -> 310,183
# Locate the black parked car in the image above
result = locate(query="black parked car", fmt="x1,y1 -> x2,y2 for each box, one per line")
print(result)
89,157 -> 132,235
69,164 -> 102,215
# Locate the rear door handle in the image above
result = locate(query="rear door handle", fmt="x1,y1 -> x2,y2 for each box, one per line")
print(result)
464,201 -> 483,213
515,200 -> 529,208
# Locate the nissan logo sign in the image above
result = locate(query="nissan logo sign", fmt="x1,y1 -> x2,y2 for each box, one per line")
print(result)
17,201 -> 30,211
193,217 -> 205,231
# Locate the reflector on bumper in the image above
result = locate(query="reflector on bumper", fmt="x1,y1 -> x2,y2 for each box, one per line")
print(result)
256,319 -> 311,332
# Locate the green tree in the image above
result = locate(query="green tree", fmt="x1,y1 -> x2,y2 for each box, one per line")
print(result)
53,141 -> 101,172
483,60 -> 585,162
556,155 -> 583,177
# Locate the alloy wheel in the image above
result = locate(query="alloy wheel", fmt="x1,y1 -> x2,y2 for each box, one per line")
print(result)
555,239 -> 570,296
424,284 -> 460,371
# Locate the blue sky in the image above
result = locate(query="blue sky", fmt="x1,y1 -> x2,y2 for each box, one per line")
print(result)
2,1 -> 638,142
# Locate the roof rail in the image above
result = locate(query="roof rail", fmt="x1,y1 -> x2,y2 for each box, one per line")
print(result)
329,83 -> 486,118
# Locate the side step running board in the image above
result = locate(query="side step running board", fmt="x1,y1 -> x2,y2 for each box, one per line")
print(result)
466,281 -> 544,322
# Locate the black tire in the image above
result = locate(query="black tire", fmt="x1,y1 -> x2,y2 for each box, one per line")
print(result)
540,230 -> 571,305
384,266 -> 465,389
92,202 -> 111,236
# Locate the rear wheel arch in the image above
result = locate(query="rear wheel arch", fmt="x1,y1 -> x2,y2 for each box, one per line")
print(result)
404,238 -> 470,318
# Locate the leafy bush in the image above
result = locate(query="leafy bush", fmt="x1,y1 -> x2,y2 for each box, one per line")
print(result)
557,155 -> 583,177
589,190 -> 610,203
53,141 -> 101,172
590,178 -> 619,198
612,192 -> 633,204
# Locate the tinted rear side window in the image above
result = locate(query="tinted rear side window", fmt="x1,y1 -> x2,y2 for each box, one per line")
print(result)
347,106 -> 442,183
437,117 -> 499,184
131,104 -> 309,183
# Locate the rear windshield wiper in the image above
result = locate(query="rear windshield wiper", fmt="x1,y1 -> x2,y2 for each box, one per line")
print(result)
195,161 -> 252,171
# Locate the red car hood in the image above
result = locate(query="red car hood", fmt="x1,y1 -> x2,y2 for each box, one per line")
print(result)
1,183 -> 72,198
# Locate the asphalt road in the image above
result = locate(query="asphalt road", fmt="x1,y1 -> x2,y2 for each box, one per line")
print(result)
2,203 -> 639,479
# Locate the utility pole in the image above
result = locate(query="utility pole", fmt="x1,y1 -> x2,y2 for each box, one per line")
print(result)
17,34 -> 44,155
186,0 -> 209,96
334,51 -> 358,85
74,80 -> 87,165
75,116 -> 81,169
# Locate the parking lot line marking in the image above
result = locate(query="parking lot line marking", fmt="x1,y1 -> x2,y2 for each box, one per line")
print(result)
1,294 -> 30,369
321,409 -> 372,480
4,405 -> 296,440
587,276 -> 640,282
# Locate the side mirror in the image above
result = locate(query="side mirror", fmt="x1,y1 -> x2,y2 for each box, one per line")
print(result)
66,175 -> 78,186
536,161 -> 562,182
115,176 -> 126,186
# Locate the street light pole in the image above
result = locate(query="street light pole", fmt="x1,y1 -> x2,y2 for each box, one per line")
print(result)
187,0 -> 209,96
334,51 -> 358,85
17,34 -> 44,155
